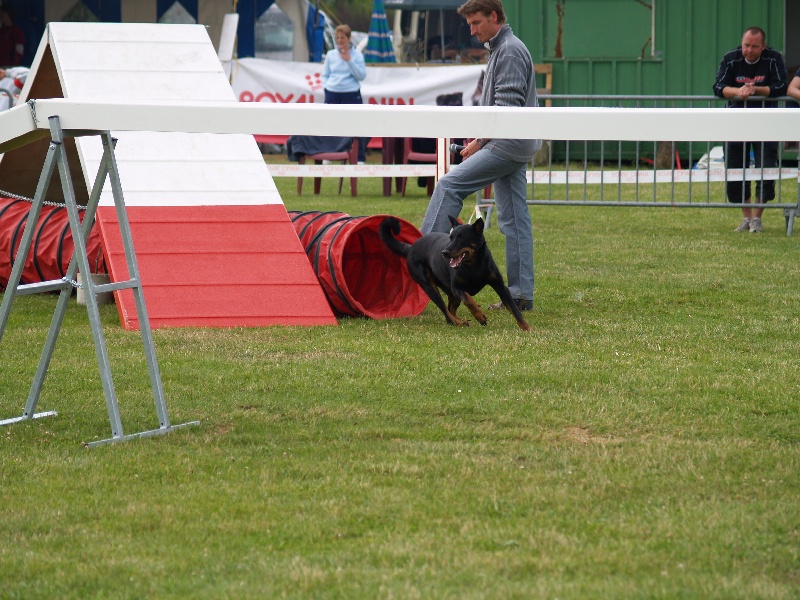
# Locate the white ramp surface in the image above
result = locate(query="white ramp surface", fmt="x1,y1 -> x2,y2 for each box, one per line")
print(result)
1,23 -> 335,329
40,22 -> 280,207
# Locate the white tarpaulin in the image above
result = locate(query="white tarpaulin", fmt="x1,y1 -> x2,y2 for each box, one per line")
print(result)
231,57 -> 485,107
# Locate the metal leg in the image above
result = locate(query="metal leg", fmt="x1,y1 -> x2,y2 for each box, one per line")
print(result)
789,175 -> 800,237
101,132 -> 171,430
475,188 -> 495,228
51,119 -> 126,439
0,138 -> 62,426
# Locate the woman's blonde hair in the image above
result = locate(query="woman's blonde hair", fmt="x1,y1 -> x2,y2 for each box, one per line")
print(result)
335,24 -> 352,38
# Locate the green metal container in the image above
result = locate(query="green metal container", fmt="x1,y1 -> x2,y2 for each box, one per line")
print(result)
502,0 -> 791,162
505,0 -> 787,97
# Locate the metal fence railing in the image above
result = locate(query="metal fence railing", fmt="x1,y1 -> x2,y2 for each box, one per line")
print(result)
476,95 -> 800,236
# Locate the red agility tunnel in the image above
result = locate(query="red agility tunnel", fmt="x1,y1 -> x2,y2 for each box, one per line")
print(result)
288,211 -> 429,319
291,210 -> 351,249
0,198 -> 106,290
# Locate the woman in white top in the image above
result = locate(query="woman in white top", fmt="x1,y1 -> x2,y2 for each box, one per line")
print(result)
322,24 -> 367,162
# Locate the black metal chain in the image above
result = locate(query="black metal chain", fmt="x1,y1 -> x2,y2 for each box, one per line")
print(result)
0,187 -> 87,210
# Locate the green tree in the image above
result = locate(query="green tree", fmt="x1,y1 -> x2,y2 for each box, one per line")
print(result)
321,0 -> 375,32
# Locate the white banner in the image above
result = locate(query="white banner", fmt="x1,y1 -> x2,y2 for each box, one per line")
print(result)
231,58 -> 486,107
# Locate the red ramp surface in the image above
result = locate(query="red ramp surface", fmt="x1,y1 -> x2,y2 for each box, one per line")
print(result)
97,205 -> 336,329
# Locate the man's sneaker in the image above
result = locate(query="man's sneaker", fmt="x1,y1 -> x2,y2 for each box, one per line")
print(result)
734,218 -> 751,232
749,217 -> 763,233
487,298 -> 533,311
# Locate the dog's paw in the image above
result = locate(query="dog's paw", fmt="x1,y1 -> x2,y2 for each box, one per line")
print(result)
446,317 -> 469,326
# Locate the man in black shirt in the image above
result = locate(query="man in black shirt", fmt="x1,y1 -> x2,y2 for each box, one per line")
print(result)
713,27 -> 787,233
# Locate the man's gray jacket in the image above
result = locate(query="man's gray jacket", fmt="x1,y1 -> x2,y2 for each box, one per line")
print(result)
481,24 -> 542,163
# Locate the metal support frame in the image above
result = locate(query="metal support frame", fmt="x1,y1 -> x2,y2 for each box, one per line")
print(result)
0,116 -> 199,447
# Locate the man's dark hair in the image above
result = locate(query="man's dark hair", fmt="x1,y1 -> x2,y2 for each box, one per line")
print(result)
744,26 -> 766,44
457,0 -> 506,25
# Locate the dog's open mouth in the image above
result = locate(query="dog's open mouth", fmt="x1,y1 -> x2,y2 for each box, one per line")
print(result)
449,252 -> 467,268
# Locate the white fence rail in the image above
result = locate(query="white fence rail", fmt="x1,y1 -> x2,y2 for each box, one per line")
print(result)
1,98 -> 797,234
1,99 -> 797,144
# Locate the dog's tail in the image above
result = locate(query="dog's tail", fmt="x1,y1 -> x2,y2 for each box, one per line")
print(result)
379,217 -> 411,257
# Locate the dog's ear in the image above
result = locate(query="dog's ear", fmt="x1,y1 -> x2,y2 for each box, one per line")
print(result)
448,215 -> 460,229
472,217 -> 484,235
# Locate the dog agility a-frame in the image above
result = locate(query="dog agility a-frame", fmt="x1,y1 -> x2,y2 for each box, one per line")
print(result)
0,22 -> 336,330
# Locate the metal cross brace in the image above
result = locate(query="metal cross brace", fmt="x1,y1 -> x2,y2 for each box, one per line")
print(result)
0,116 -> 199,447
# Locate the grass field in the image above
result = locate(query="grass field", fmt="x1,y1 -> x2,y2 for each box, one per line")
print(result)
1,166 -> 799,598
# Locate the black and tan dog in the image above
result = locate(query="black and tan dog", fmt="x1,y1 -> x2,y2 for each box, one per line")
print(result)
379,216 -> 531,331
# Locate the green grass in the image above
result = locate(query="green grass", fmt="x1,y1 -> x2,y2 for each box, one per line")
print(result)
1,165 -> 799,598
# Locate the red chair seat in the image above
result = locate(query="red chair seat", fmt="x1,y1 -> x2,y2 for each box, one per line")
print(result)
401,137 -> 436,197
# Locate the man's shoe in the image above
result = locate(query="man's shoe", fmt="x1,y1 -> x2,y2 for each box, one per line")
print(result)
487,298 -> 533,311
734,218 -> 751,232
749,217 -> 763,233
516,299 -> 533,311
